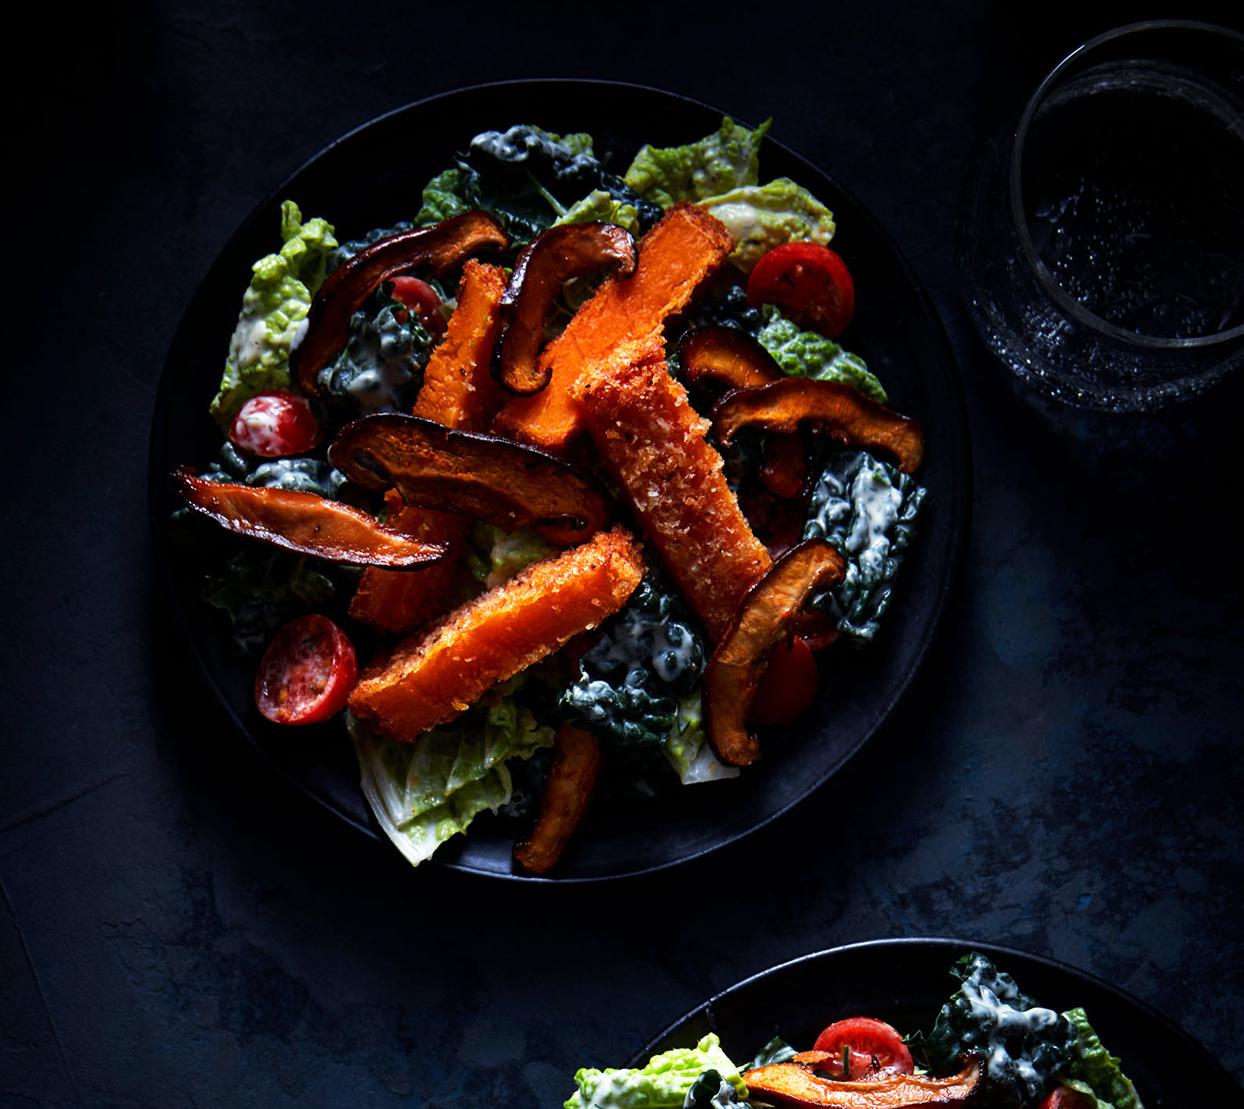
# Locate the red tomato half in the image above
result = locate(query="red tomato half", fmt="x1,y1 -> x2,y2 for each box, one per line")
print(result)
811,1017 -> 914,1079
229,391 -> 321,458
390,275 -> 446,335
747,636 -> 818,727
255,615 -> 357,726
1039,1088 -> 1097,1109
747,242 -> 856,338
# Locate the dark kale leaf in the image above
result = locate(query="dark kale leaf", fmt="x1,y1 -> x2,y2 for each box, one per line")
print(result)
202,442 -> 347,498
683,1070 -> 742,1108
803,448 -> 925,641
916,953 -> 1072,1107
747,1035 -> 798,1070
203,549 -> 337,656
325,220 -> 415,273
683,284 -> 764,336
318,288 -> 434,413
559,574 -> 705,748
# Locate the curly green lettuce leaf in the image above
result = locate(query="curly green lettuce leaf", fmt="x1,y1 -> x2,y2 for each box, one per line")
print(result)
566,1034 -> 746,1109
554,189 -> 641,234
415,168 -> 473,226
662,693 -> 738,785
209,201 -> 337,428
699,177 -> 835,270
625,117 -> 771,208
757,306 -> 886,403
1061,1009 -> 1143,1109
351,699 -> 554,869
804,449 -> 925,641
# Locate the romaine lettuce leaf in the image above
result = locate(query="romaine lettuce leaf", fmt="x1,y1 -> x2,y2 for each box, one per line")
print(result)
209,201 -> 337,428
554,189 -> 641,234
1062,1008 -> 1143,1109
756,307 -> 887,403
351,699 -> 554,869
662,693 -> 738,785
624,117 -> 771,208
699,178 -> 835,270
566,1034 -> 746,1109
468,524 -> 555,588
415,168 -> 474,226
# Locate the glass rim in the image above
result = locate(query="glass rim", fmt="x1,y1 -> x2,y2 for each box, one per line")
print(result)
1008,19 -> 1244,351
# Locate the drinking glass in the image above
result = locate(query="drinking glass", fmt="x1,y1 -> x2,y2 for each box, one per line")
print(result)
959,21 -> 1244,412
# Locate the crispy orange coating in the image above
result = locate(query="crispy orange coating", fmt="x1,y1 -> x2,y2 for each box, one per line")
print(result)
351,261 -> 507,631
574,348 -> 771,642
348,527 -> 645,740
513,725 -> 602,875
495,203 -> 734,453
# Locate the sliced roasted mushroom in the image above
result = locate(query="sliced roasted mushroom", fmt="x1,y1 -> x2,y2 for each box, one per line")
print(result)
740,1057 -> 981,1108
494,223 -> 637,396
175,468 -> 447,567
328,414 -> 610,546
292,211 -> 509,395
513,725 -> 602,875
704,539 -> 846,767
712,378 -> 924,473
678,326 -> 782,391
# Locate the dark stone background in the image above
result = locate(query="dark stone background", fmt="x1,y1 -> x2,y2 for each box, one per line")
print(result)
5,3 -> 1242,1105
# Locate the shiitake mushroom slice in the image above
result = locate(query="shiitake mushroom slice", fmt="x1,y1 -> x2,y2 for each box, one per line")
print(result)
493,223 -> 637,396
329,413 -> 611,546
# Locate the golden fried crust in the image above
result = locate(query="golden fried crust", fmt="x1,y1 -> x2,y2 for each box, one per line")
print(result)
494,203 -> 735,453
348,527 -> 645,740
573,350 -> 771,642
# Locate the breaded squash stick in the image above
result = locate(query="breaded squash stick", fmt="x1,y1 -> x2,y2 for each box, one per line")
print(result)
574,347 -> 772,642
494,203 -> 734,454
349,527 -> 645,740
350,261 -> 508,631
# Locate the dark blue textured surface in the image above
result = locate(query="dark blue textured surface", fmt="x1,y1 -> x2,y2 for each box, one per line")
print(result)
5,2 -> 1242,1105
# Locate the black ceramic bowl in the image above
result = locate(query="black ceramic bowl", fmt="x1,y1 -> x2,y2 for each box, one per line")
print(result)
149,79 -> 970,881
630,938 -> 1241,1106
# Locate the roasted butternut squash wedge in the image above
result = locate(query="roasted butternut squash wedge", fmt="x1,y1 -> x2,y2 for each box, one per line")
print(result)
292,211 -> 508,395
495,203 -> 735,453
348,492 -> 470,632
413,259 -> 509,429
741,1057 -> 981,1107
704,539 -> 846,766
348,527 -> 644,740
495,223 -> 637,395
350,260 -> 508,632
513,725 -> 602,875
712,379 -> 924,473
175,468 -> 447,567
329,414 -> 611,546
574,345 -> 772,642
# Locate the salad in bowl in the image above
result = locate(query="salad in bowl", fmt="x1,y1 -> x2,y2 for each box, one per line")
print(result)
565,953 -> 1143,1108
170,116 -> 929,874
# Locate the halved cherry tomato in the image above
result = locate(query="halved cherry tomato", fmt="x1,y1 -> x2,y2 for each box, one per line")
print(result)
255,614 -> 357,726
229,391 -> 321,458
747,242 -> 855,338
747,636 -> 818,727
811,1017 -> 914,1079
390,275 -> 446,335
1039,1088 -> 1097,1109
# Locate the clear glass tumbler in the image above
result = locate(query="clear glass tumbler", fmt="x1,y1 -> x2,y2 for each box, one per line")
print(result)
959,20 -> 1244,412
